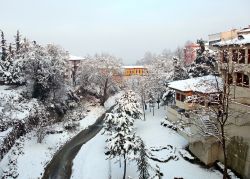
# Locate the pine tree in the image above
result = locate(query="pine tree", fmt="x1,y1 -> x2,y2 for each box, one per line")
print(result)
103,90 -> 142,179
136,140 -> 150,179
15,30 -> 21,53
1,31 -> 7,61
8,43 -> 14,57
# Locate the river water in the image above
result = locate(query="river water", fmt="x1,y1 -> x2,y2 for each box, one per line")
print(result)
42,106 -> 113,179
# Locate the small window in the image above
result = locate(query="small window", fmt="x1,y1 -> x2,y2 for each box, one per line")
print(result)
239,49 -> 245,64
180,94 -> 186,102
236,73 -> 249,87
176,93 -> 181,101
243,75 -> 249,87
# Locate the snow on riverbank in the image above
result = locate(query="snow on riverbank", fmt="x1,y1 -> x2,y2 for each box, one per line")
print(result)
71,106 -> 222,179
0,92 -> 122,179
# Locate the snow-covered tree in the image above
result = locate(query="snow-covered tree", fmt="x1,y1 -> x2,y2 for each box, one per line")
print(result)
187,39 -> 217,78
136,139 -> 150,179
1,31 -> 7,61
76,53 -> 122,105
103,90 -> 142,179
15,30 -> 21,54
172,57 -> 188,81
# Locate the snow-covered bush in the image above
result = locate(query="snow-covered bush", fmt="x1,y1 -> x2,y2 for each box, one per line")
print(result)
63,121 -> 80,131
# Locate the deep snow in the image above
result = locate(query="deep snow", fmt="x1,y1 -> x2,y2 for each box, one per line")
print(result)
71,106 -> 223,179
0,92 -> 122,179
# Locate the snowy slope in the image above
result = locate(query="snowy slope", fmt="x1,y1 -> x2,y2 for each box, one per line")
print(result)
0,92 -> 122,179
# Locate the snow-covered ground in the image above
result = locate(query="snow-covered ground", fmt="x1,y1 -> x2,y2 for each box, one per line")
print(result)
0,92 -> 122,179
71,106 -> 223,179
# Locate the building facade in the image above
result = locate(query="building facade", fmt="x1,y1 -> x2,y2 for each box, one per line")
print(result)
183,42 -> 200,65
122,66 -> 147,76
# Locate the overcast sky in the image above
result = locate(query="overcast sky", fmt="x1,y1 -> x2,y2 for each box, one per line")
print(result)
0,0 -> 250,64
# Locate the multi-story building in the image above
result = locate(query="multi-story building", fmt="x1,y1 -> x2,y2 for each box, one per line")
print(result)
213,33 -> 250,178
122,66 -> 148,77
167,32 -> 250,178
208,29 -> 239,46
183,42 -> 200,65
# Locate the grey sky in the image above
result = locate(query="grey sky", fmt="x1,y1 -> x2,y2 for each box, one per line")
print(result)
0,0 -> 249,64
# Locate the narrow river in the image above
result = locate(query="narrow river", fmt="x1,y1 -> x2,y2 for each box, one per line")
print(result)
42,106 -> 113,179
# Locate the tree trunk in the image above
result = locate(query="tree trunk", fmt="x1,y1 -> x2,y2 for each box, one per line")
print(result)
221,125 -> 228,179
123,154 -> 127,179
141,94 -> 146,120
101,78 -> 109,106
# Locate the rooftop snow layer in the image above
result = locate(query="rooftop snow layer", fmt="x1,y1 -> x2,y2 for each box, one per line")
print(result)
214,34 -> 250,46
68,55 -> 85,61
168,75 -> 222,93
122,65 -> 145,69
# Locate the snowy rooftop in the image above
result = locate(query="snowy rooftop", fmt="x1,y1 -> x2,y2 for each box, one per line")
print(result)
122,65 -> 145,69
168,75 -> 222,93
68,55 -> 85,61
214,34 -> 250,47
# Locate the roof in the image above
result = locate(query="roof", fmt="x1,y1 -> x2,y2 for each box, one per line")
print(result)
213,34 -> 250,47
122,65 -> 145,69
168,75 -> 222,93
68,55 -> 85,61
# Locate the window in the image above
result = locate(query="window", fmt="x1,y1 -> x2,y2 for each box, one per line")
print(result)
236,73 -> 249,87
176,93 -> 186,102
243,75 -> 249,87
239,49 -> 245,64
180,94 -> 186,102
176,93 -> 180,101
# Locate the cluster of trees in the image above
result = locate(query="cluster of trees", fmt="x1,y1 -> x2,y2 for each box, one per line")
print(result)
0,31 -> 74,146
0,30 -> 68,102
76,53 -> 122,105
132,48 -> 188,113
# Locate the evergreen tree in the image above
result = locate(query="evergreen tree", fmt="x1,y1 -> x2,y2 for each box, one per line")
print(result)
136,140 -> 150,179
103,90 -> 142,179
187,40 -> 216,78
172,57 -> 188,80
1,31 -> 7,61
8,43 -> 14,57
15,30 -> 21,53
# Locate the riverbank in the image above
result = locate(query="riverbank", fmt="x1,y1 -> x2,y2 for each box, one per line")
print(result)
0,92 -> 122,179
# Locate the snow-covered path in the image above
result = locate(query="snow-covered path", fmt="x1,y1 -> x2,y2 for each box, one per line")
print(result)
71,105 -> 222,179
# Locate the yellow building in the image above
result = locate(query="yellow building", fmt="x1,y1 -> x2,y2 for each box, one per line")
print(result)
122,66 -> 147,76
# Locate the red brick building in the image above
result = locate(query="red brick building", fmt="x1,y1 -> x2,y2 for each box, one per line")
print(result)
183,42 -> 200,65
